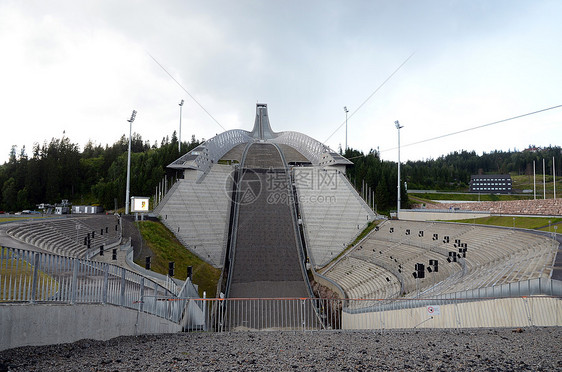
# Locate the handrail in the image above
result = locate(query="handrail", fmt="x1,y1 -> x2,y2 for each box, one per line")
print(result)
0,246 -> 192,323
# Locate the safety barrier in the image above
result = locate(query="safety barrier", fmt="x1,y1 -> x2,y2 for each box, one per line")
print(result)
0,246 -> 193,324
3,246 -> 561,331
181,296 -> 562,332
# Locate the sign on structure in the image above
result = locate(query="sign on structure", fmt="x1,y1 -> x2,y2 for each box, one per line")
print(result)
426,305 -> 441,316
131,197 -> 150,213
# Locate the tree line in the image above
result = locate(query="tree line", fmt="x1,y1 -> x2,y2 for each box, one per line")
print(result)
344,146 -> 561,212
1,133 -> 559,214
0,132 -> 200,212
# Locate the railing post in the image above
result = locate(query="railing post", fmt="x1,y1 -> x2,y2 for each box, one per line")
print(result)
70,258 -> 79,305
102,263 -> 109,304
139,277 -> 145,313
203,291 -> 207,331
120,267 -> 126,306
153,281 -> 159,316
30,253 -> 40,303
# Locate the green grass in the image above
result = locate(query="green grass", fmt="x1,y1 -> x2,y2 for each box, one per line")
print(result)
511,174 -> 557,198
0,216 -> 50,223
134,221 -> 221,298
445,216 -> 562,230
408,195 -> 439,205
0,247 -> 58,300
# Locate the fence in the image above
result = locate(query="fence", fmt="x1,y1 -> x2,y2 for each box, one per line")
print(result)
0,246 -> 193,324
181,296 -> 562,332
2,246 -> 561,332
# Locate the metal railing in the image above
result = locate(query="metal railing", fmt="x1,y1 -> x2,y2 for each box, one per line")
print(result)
3,246 -> 561,332
0,246 -> 189,323
181,295 -> 562,332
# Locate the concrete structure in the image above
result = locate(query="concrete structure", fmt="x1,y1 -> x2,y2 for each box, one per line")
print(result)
0,303 -> 181,351
323,220 -> 559,304
166,103 -> 352,181
342,296 -> 562,329
399,209 -> 491,221
6,215 -> 121,258
295,168 -> 376,267
156,103 -> 371,276
154,165 -> 232,267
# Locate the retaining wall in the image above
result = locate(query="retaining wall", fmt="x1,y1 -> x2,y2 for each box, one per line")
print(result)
0,303 -> 181,351
399,209 -> 491,221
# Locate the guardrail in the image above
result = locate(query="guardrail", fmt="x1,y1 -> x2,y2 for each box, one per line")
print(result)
3,246 -> 561,331
181,295 -> 561,332
0,246 -> 191,323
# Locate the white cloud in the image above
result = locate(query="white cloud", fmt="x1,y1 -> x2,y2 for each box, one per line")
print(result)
0,0 -> 560,164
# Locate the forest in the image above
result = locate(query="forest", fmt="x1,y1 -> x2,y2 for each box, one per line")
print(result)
342,145 -> 561,212
0,132 -> 559,214
0,132 -> 200,213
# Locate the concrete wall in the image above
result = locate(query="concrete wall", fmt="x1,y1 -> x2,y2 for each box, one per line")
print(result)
0,303 -> 181,351
421,198 -> 562,216
311,269 -> 346,300
399,209 -> 491,221
342,297 -> 562,329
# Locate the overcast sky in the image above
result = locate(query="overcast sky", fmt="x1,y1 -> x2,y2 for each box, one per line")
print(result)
1,0 -> 561,165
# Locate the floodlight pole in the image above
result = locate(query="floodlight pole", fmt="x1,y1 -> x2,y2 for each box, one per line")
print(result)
178,99 -> 184,153
395,120 -> 403,219
543,158 -> 546,199
344,106 -> 349,151
125,110 -> 137,215
553,156 -> 556,199
533,160 -> 536,200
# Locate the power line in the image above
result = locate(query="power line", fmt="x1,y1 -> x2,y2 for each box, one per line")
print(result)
147,52 -> 227,132
323,51 -> 415,144
380,104 -> 562,153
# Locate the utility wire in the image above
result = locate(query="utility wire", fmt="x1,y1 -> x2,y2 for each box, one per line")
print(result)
147,52 -> 227,132
380,104 -> 562,153
323,51 -> 415,144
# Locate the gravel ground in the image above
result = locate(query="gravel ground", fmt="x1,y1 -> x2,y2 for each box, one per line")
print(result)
1,328 -> 561,371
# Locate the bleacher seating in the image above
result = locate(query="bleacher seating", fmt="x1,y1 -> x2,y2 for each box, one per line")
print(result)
294,167 -> 376,268
155,164 -> 232,267
323,220 -> 558,303
322,256 -> 400,308
7,215 -> 121,258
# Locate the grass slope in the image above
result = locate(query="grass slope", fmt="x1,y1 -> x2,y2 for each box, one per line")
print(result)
0,247 -> 58,300
134,221 -> 221,298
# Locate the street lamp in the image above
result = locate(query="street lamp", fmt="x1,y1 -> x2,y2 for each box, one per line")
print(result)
178,99 -> 184,153
395,120 -> 403,219
343,106 -> 349,152
125,110 -> 137,215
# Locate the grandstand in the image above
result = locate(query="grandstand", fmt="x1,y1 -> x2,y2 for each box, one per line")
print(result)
323,220 -> 558,308
6,215 -> 121,258
154,164 -> 232,267
294,167 -> 376,267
